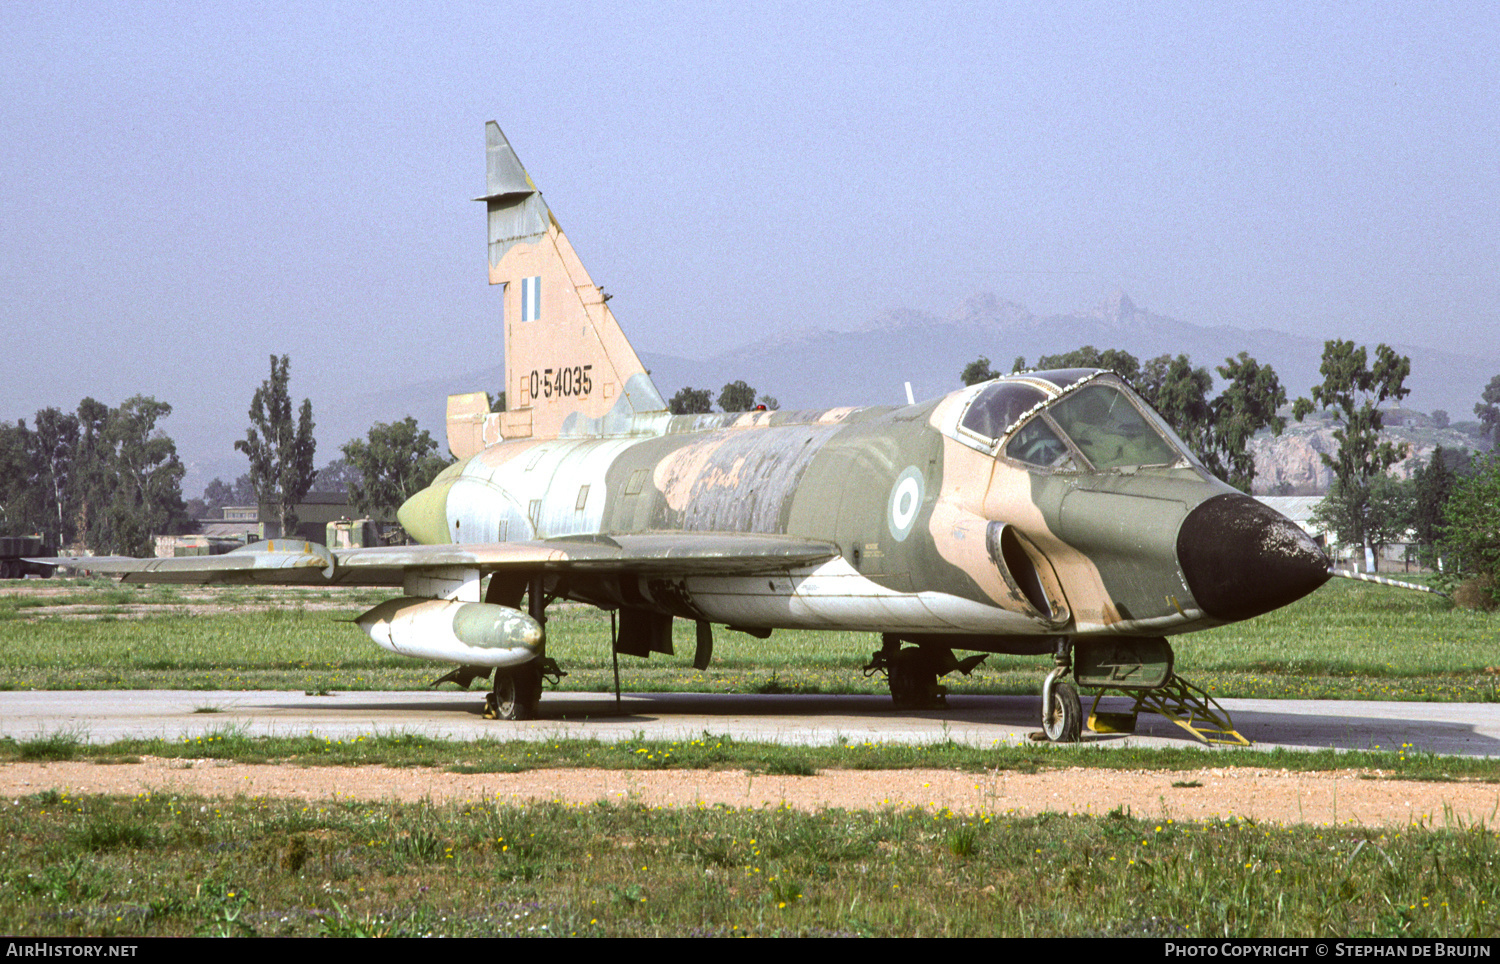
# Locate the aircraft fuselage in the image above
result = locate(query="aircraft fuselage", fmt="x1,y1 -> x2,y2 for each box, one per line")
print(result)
400,373 -> 1330,656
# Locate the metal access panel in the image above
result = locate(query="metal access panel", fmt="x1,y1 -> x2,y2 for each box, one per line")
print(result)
1074,637 -> 1173,690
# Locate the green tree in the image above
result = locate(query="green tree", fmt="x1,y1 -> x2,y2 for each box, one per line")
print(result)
0,420 -> 33,536
717,380 -> 757,413
1205,352 -> 1288,492
232,473 -> 256,505
29,407 -> 81,546
1411,446 -> 1464,567
1314,473 -> 1413,571
1037,346 -> 1142,382
1134,351 -> 1285,491
310,458 -> 362,495
1367,475 -> 1416,567
203,473 -> 257,510
202,478 -> 235,512
1293,340 -> 1411,569
235,355 -> 317,539
341,417 -> 450,518
71,397 -> 112,550
6,398 -> 123,551
1475,375 -> 1500,450
668,387 -> 713,415
1136,353 -> 1214,457
0,416 -> 63,540
757,393 -> 780,411
95,396 -> 186,556
960,357 -> 997,386
1133,353 -> 1176,406
1438,453 -> 1500,605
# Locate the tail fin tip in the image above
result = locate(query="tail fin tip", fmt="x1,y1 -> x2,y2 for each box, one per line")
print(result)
479,123 -> 664,442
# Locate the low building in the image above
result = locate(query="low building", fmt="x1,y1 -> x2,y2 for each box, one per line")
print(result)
154,495 -> 401,558
258,492 -> 401,545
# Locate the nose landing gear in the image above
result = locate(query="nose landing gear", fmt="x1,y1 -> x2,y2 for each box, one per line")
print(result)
1037,638 -> 1082,742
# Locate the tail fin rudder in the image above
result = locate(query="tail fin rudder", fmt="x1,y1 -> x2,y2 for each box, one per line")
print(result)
477,122 -> 665,441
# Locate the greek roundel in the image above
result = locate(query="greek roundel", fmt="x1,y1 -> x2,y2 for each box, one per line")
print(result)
887,467 -> 925,542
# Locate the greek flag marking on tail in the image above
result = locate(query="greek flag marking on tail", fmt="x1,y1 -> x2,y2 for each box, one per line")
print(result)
520,276 -> 542,322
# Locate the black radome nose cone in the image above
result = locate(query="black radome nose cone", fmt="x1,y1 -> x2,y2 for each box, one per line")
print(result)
1176,493 -> 1331,622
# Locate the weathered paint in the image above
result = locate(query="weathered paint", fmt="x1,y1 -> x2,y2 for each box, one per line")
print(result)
377,124 -> 1331,659
409,371 -> 1322,647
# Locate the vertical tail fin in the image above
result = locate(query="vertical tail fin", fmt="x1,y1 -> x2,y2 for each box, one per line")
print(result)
475,122 -> 665,442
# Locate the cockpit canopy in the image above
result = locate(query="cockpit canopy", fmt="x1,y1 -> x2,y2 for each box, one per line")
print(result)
957,370 -> 1199,473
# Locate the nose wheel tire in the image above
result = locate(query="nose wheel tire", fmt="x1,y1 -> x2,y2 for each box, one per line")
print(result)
1042,679 -> 1082,743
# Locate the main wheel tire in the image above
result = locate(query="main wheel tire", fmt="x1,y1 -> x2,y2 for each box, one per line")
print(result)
488,664 -> 542,721
1041,679 -> 1082,743
889,648 -> 940,710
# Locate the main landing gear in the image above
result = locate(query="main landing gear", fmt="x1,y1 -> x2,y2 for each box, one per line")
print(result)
431,574 -> 569,722
485,661 -> 545,721
864,635 -> 988,711
431,657 -> 565,721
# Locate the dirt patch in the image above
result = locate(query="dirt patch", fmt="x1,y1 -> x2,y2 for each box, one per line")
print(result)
5,759 -> 1498,827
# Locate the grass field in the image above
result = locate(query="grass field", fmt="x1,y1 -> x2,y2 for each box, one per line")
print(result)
4,579 -> 1500,938
0,576 -> 1494,702
3,788 -> 1496,937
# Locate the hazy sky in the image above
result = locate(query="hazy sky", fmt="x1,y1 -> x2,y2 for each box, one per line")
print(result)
3,1 -> 1496,458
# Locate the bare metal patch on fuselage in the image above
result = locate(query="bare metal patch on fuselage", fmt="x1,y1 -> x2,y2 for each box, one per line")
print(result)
651,424 -> 844,533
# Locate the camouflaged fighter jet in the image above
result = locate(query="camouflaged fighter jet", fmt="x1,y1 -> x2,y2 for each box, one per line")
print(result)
44,123 -> 1333,742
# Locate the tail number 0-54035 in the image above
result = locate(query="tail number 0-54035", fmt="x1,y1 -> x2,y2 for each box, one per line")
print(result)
530,365 -> 593,399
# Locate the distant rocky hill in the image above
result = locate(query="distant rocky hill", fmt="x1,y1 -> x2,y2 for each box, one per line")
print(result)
637,289 -> 1497,497
1249,411 -> 1486,495
641,289 -> 1497,425
180,289 -> 1494,497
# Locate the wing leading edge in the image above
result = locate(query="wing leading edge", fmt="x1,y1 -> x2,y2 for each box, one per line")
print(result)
37,533 -> 841,586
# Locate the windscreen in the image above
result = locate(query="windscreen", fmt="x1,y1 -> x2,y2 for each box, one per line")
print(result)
1045,383 -> 1184,469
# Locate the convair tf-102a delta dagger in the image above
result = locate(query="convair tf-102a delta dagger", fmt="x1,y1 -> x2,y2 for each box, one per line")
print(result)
48,123 -> 1333,743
